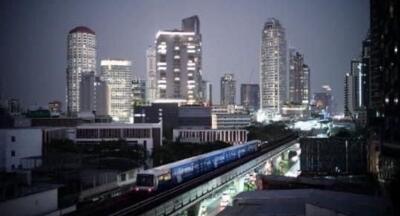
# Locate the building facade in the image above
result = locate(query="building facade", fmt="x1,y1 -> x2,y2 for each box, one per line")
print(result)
66,26 -> 96,115
132,78 -> 146,106
146,46 -> 157,103
240,84 -> 260,112
0,128 -> 42,172
173,128 -> 248,145
288,49 -> 310,107
100,59 -> 133,122
71,123 -> 162,153
369,0 -> 400,181
220,74 -> 236,106
79,71 -> 110,116
154,16 -> 204,105
211,113 -> 251,129
260,18 -> 287,114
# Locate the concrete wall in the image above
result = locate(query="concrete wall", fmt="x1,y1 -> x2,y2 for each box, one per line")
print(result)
0,188 -> 58,216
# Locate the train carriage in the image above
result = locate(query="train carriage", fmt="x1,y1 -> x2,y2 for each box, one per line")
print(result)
135,140 -> 261,192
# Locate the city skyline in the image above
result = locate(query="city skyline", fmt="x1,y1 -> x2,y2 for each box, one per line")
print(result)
0,0 -> 369,112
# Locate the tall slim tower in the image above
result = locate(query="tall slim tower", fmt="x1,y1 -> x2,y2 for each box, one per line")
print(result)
146,46 -> 157,103
154,16 -> 203,104
220,74 -> 236,105
260,18 -> 287,114
66,26 -> 96,115
288,49 -> 310,106
100,59 -> 133,122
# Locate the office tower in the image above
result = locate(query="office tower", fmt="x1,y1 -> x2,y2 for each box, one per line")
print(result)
94,77 -> 110,116
344,60 -> 363,118
240,84 -> 260,111
361,36 -> 371,109
146,46 -> 157,103
288,49 -> 310,106
302,64 -> 311,106
154,16 -> 203,104
260,18 -> 287,114
132,78 -> 146,106
79,71 -> 110,116
344,72 -> 355,117
66,26 -> 96,115
201,80 -> 212,106
100,59 -> 133,122
369,0 -> 399,180
220,74 -> 236,105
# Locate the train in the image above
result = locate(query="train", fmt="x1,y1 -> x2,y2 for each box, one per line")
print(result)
135,140 -> 263,192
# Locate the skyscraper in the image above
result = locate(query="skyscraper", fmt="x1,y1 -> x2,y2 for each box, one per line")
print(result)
288,49 -> 310,106
201,80 -> 212,106
240,84 -> 259,112
146,46 -> 157,103
66,26 -> 96,115
344,72 -> 355,117
344,60 -> 363,118
260,18 -> 287,115
369,0 -> 399,181
220,74 -> 236,106
154,16 -> 203,104
100,59 -> 133,122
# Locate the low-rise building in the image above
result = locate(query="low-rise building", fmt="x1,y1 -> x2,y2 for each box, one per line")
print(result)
173,128 -> 248,144
69,122 -> 162,153
0,128 -> 42,172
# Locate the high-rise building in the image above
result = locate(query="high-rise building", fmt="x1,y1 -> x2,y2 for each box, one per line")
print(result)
344,60 -> 363,117
361,36 -> 371,109
369,0 -> 399,181
220,74 -> 236,106
260,18 -> 287,114
201,80 -> 212,106
154,16 -> 203,104
240,84 -> 259,112
79,71 -> 110,116
100,59 -> 133,122
66,26 -> 96,115
146,46 -> 157,103
288,49 -> 310,106
132,78 -> 146,106
344,72 -> 355,117
302,64 -> 311,106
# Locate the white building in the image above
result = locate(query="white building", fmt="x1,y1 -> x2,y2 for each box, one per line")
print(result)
66,26 -> 97,115
260,18 -> 287,117
146,46 -> 157,103
0,128 -> 42,172
173,128 -> 248,144
101,59 -> 133,122
70,122 -> 162,153
155,16 -> 204,105
212,113 -> 251,129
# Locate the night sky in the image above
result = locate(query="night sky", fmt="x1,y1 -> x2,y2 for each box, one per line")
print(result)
0,0 -> 369,112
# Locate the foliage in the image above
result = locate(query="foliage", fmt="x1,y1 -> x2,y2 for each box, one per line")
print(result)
247,122 -> 292,142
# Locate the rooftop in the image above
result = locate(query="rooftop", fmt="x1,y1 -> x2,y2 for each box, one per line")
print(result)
218,189 -> 390,216
69,26 -> 95,35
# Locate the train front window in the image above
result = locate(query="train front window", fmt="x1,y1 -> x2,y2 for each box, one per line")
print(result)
136,174 -> 154,187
